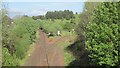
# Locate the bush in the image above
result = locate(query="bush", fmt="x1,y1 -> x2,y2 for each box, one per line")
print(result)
86,2 -> 119,66
12,17 -> 39,59
2,48 -> 19,66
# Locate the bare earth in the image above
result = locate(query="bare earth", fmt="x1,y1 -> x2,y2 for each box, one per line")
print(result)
24,30 -> 68,66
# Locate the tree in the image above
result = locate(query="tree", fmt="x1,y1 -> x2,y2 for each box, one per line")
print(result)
2,48 -> 19,66
1,4 -> 20,66
75,12 -> 78,14
45,10 -> 74,20
12,17 -> 39,59
32,15 -> 45,20
63,21 -> 75,31
77,2 -> 100,36
86,2 -> 119,66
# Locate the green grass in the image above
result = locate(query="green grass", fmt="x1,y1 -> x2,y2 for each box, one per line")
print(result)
19,30 -> 39,66
56,40 -> 75,66
19,43 -> 35,66
61,30 -> 77,37
55,31 -> 77,66
64,50 -> 75,66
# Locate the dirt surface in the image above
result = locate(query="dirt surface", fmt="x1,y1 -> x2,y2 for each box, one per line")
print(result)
24,30 -> 69,66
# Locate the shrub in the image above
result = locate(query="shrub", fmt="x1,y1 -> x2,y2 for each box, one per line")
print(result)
86,2 -> 119,66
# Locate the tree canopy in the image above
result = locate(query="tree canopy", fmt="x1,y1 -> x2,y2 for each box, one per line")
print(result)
45,10 -> 74,20
86,2 -> 119,66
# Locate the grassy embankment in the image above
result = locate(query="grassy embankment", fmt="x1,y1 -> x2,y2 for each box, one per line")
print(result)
19,30 -> 40,66
55,31 -> 77,66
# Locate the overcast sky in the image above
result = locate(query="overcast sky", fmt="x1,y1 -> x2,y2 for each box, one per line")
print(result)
4,2 -> 84,18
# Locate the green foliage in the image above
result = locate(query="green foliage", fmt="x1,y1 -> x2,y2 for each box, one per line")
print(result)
86,2 -> 119,66
2,48 -> 19,66
12,17 -> 39,59
2,16 -> 41,66
36,18 -> 78,36
77,2 -> 100,36
1,7 -> 20,66
32,15 -> 45,20
2,15 -> 13,47
45,10 -> 74,20
1,8 -> 81,66
63,21 -> 74,31
38,19 -> 63,34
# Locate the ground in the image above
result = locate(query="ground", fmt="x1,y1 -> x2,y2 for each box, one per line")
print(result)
24,30 -> 71,66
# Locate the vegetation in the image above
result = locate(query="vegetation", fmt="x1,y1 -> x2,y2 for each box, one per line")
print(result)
77,2 -> 100,36
2,8 -> 79,66
2,9 -> 20,66
2,1 -> 119,66
36,17 -> 77,36
32,15 -> 45,20
67,2 -> 119,66
86,2 -> 119,66
56,31 -> 77,66
12,17 -> 39,59
45,10 -> 74,20
2,16 -> 40,66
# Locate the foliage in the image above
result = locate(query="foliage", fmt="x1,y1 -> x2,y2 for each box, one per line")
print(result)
86,2 -> 119,66
12,17 -> 39,59
2,16 -> 41,65
56,34 -> 76,66
2,7 -> 80,66
77,2 -> 100,36
45,10 -> 74,20
2,48 -> 19,66
2,15 -> 13,47
37,19 -> 64,34
63,21 -> 75,31
32,15 -> 45,20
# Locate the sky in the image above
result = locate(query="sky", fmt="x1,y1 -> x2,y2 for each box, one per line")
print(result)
3,0 -> 117,2
3,0 -> 87,2
4,2 -> 84,18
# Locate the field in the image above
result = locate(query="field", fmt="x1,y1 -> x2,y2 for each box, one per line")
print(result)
1,2 -> 119,66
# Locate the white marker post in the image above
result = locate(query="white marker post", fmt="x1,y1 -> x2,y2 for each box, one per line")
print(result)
57,31 -> 60,36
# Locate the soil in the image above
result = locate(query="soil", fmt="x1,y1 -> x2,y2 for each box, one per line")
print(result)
24,30 -> 69,66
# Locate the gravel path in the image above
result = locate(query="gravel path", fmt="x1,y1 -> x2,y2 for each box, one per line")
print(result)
24,30 -> 65,66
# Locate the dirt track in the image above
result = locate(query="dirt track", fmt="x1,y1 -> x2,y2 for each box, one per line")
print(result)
24,30 -> 68,66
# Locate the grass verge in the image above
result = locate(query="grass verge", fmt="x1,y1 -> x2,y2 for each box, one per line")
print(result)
19,30 -> 39,66
56,34 -> 77,66
19,43 -> 35,66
